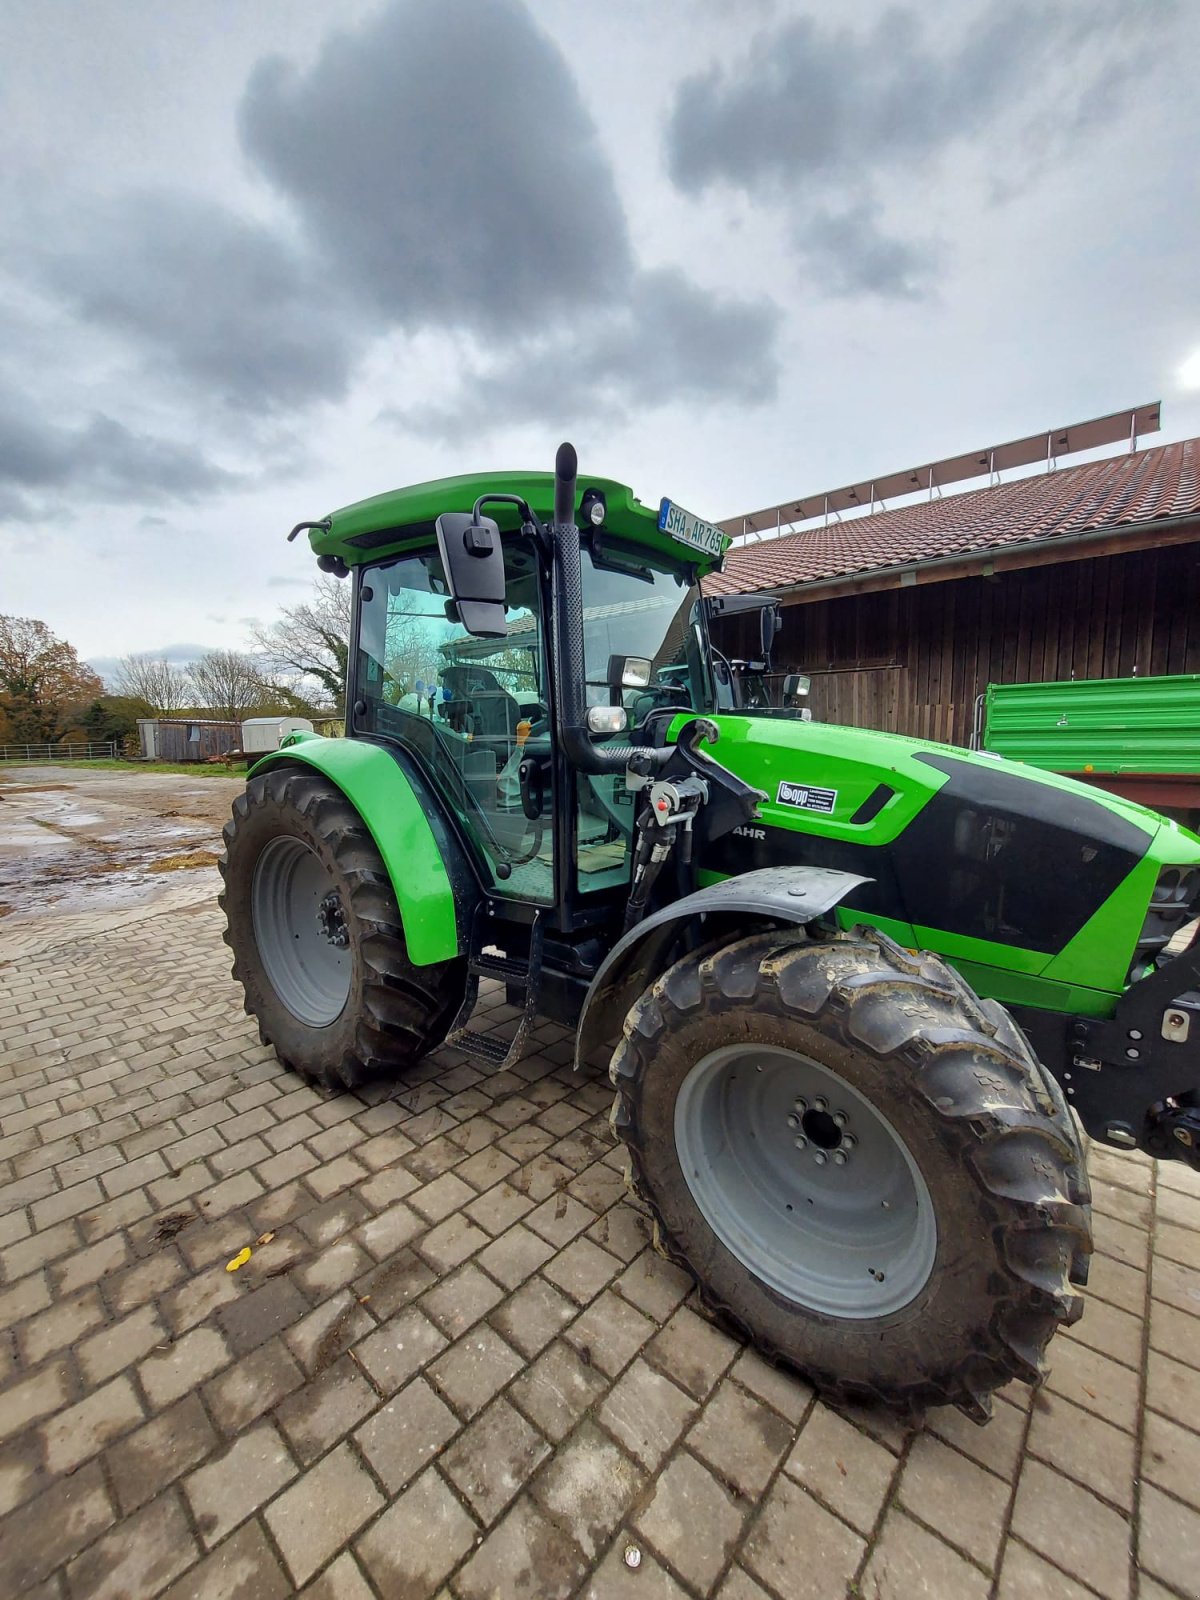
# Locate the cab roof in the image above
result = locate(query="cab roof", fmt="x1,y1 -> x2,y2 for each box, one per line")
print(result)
306,470 -> 729,574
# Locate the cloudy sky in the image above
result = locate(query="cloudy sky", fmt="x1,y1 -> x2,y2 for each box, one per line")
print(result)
4,0 -> 1199,677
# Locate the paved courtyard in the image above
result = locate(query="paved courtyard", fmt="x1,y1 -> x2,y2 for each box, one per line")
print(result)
2,805 -> 1199,1597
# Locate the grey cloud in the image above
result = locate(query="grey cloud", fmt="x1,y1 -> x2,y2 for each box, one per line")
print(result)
392,267 -> 781,441
0,380 -> 239,522
44,191 -> 362,413
240,0 -> 634,336
87,642 -> 216,683
666,1 -> 1171,295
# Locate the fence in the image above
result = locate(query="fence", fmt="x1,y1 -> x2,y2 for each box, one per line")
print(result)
0,741 -> 119,763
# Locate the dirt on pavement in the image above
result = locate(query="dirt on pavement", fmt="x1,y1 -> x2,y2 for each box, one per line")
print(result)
0,766 -> 242,941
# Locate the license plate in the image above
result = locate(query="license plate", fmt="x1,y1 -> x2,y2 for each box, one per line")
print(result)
658,499 -> 725,558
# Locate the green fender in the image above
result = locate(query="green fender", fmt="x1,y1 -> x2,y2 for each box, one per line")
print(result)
249,733 -> 461,966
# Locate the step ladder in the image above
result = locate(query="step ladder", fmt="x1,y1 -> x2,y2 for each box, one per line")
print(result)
444,906 -> 544,1070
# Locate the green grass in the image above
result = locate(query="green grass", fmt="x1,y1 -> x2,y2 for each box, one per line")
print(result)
0,759 -> 243,777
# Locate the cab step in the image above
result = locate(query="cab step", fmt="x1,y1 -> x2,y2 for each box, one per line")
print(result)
444,908 -> 544,1071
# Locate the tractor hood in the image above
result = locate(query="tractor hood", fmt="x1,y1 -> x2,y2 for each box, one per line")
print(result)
692,712 -> 1200,1004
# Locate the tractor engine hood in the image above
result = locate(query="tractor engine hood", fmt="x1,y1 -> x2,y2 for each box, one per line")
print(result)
688,713 -> 1200,1000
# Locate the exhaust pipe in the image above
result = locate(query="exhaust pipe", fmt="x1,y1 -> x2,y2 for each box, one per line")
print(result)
549,442 -> 667,776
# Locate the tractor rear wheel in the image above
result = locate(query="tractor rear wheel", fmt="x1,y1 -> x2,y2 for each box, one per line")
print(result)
610,930 -> 1091,1420
220,768 -> 465,1090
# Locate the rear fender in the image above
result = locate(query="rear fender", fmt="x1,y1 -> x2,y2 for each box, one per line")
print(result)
250,736 -> 466,965
574,866 -> 870,1072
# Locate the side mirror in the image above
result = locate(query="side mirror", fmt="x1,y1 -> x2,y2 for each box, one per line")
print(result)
783,673 -> 811,699
435,512 -> 507,637
760,603 -> 781,659
607,654 -> 652,692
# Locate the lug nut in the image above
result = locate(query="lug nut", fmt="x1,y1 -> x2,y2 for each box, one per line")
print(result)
787,1114 -> 799,1128
813,1097 -> 828,1112
794,1136 -> 807,1150
833,1150 -> 848,1166
812,1151 -> 827,1166
793,1097 -> 808,1113
841,1134 -> 857,1151
833,1111 -> 847,1128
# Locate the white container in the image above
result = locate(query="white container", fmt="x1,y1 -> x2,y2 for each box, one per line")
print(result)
240,716 -> 314,753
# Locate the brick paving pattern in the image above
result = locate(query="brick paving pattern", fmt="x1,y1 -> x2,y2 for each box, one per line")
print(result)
2,885 -> 1198,1599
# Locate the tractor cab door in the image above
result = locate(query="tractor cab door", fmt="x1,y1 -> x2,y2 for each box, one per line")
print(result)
352,540 -> 556,903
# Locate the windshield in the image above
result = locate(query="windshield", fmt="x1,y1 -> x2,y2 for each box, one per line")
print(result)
580,542 -> 713,722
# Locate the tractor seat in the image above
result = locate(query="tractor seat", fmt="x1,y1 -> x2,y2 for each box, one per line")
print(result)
439,666 -> 521,746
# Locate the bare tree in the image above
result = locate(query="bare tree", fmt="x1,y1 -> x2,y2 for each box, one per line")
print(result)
0,615 -> 103,744
189,649 -> 269,726
254,574 -> 351,711
111,652 -> 192,714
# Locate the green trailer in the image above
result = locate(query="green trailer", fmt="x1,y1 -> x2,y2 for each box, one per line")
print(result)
982,673 -> 1200,829
219,445 -> 1200,1420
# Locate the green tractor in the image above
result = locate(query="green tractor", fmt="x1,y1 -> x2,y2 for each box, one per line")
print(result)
222,444 -> 1200,1419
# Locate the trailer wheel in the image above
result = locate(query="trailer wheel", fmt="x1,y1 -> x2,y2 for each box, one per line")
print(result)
611,931 -> 1091,1420
220,768 -> 465,1090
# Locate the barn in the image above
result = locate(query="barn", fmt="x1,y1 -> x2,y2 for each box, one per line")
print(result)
708,427 -> 1200,818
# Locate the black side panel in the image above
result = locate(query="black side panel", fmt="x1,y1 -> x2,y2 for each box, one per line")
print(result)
701,754 -> 1150,956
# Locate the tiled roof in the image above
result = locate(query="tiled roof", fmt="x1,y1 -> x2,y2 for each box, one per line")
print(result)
708,437 -> 1200,597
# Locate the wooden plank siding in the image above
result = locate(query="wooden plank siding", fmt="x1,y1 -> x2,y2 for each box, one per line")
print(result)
713,541 -> 1200,745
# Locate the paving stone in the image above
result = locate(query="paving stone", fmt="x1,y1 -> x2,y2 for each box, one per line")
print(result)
42,1373 -> 144,1473
926,1392 -> 1027,1481
542,1235 -> 623,1306
995,1540 -> 1101,1600
299,1551 -> 376,1600
65,1489 -> 199,1600
186,1421 -> 298,1547
216,1275 -> 309,1354
355,1306 -> 447,1394
861,1507 -> 990,1600
475,1222 -> 556,1289
1026,1390 -> 1137,1511
285,1288 -> 375,1375
1139,1481 -> 1200,1597
442,1396 -> 550,1524
19,1286 -> 106,1364
275,1357 -> 378,1464
1094,1211 -> 1152,1270
784,1399 -> 896,1534
294,1236 -> 372,1299
1151,1255 -> 1200,1318
79,1301 -> 167,1384
579,1544 -> 691,1600
204,1336 -> 306,1434
714,1568 -> 774,1600
742,1472 -> 865,1599
265,1442 -> 384,1587
1044,1335 -> 1141,1432
898,1431 -> 1009,1568
1142,1408 -> 1200,1509
490,1275 -> 577,1358
421,1260 -> 506,1338
492,1335 -> 597,1443
296,1192 -> 372,1248
1146,1346 -> 1200,1422
1086,1253 -> 1148,1316
0,1268 -> 52,1332
645,1304 -> 739,1400
530,1420 -> 640,1560
597,1356 -> 697,1468
432,1322 -> 526,1419
107,1392 -> 220,1513
614,1249 -> 694,1321
0,1461 -> 114,1596
353,1246 -> 436,1321
50,1230 -> 128,1295
564,1287 -> 655,1377
140,1325 -> 231,1407
356,1466 -> 478,1598
417,1211 -> 490,1272
634,1449 -> 746,1592
688,1378 -> 794,1498
161,1519 -> 291,1600
354,1375 -> 462,1493
455,1493 -> 588,1600
1066,1294 -> 1144,1370
1011,1458 -> 1133,1600
162,1263 -> 243,1336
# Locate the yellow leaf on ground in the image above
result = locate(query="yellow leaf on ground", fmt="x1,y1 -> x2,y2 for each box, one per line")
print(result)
225,1246 -> 252,1272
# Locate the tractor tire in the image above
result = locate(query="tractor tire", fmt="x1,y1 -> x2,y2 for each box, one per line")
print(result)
219,767 -> 465,1091
610,930 -> 1092,1420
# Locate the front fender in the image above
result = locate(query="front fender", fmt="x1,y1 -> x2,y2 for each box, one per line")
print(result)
250,736 -> 462,966
574,865 -> 871,1072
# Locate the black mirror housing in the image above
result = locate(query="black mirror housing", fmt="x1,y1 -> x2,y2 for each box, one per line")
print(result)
435,512 -> 508,637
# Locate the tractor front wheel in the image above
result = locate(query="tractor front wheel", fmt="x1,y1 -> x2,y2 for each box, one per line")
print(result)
611,931 -> 1092,1419
220,768 -> 465,1090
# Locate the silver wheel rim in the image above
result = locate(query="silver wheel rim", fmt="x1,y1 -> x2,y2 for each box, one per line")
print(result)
675,1044 -> 937,1318
251,836 -> 351,1027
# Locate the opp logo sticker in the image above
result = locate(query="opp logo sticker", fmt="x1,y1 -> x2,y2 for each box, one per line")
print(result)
777,779 -> 838,814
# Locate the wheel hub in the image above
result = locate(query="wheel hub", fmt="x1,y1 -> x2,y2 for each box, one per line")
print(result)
251,836 -> 351,1028
674,1044 -> 937,1318
317,891 -> 349,949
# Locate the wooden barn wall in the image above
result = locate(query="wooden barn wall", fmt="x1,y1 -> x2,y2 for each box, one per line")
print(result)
718,542 -> 1200,745
155,722 -> 238,762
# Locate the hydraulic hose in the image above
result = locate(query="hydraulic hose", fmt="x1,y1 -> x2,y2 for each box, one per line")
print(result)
550,442 -> 670,776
